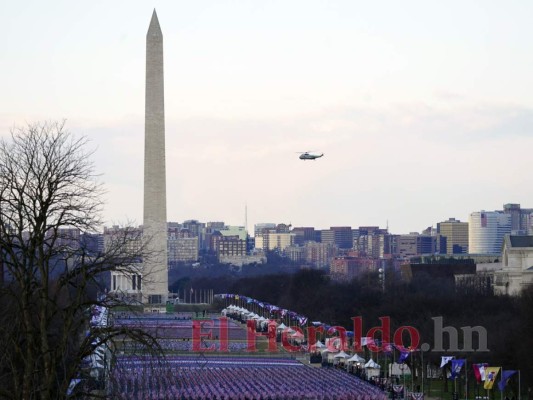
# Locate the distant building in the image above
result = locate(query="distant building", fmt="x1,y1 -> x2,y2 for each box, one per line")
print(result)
330,257 -> 363,281
358,226 -> 387,236
469,211 -> 512,254
168,236 -> 198,264
351,229 -> 360,248
493,235 -> 533,295
52,228 -> 81,251
284,245 -> 305,264
376,234 -> 398,259
104,225 -> 143,256
396,233 -> 435,259
503,203 -> 533,234
356,234 -> 371,256
105,225 -> 143,302
276,223 -> 291,233
401,259 -> 476,282
219,226 -> 248,241
207,221 -> 225,230
291,227 -> 316,245
321,227 -> 353,249
217,235 -> 247,258
355,227 -> 389,258
357,234 -> 382,258
182,220 -> 206,250
80,232 -> 104,256
219,254 -> 266,268
205,221 -> 225,252
182,220 -> 204,237
304,241 -> 337,268
254,223 -> 277,236
437,218 -> 469,254
167,224 -> 199,264
255,232 -> 295,252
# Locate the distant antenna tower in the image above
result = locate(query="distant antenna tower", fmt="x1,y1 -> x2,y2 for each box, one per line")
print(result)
245,204 -> 248,233
386,219 -> 389,233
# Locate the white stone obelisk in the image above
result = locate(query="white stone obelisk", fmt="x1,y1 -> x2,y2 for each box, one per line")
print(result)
143,9 -> 168,305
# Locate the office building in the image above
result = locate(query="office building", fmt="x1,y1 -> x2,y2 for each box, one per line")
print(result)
321,226 -> 353,249
436,218 -> 469,254
469,211 -> 512,254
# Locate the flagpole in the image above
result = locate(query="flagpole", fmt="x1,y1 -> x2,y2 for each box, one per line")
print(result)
465,359 -> 468,400
518,370 -> 521,400
494,367 -> 505,400
421,348 -> 424,395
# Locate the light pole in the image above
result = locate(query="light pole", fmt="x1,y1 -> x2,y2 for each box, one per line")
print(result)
378,267 -> 385,292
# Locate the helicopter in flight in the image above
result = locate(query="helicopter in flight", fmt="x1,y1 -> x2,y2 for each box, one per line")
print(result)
298,151 -> 324,160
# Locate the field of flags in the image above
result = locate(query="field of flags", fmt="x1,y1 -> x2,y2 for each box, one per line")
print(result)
111,355 -> 388,399
75,295 -> 526,399
102,304 -> 391,400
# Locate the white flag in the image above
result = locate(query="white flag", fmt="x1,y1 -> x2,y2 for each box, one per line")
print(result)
440,356 -> 455,368
479,365 -> 486,381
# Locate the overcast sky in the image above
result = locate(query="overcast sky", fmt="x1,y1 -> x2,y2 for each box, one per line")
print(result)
1,1 -> 532,234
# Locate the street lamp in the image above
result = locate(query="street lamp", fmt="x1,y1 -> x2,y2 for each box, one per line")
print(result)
378,267 -> 385,292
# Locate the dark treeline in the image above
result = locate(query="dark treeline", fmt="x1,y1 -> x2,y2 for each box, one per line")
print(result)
172,268 -> 533,391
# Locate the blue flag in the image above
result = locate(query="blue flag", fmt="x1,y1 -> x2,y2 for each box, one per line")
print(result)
450,359 -> 466,379
498,370 -> 517,391
398,351 -> 410,364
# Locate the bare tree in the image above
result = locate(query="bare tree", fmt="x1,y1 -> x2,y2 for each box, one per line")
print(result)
0,121 -> 159,400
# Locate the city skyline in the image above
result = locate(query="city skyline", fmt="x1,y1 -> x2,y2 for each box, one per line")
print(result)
116,201 -> 528,236
2,1 -> 533,234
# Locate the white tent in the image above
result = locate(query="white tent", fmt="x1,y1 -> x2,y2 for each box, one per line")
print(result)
309,340 -> 325,351
364,359 -> 380,369
277,323 -> 287,330
320,348 -> 339,357
260,319 -> 270,327
347,354 -> 366,363
364,358 -> 381,378
320,347 -> 339,363
333,351 -> 350,359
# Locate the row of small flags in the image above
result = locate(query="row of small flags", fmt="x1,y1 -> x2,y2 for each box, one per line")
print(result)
441,356 -> 518,391
221,294 -> 309,326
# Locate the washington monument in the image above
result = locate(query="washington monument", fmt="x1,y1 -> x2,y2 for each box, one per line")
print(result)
143,9 -> 168,304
